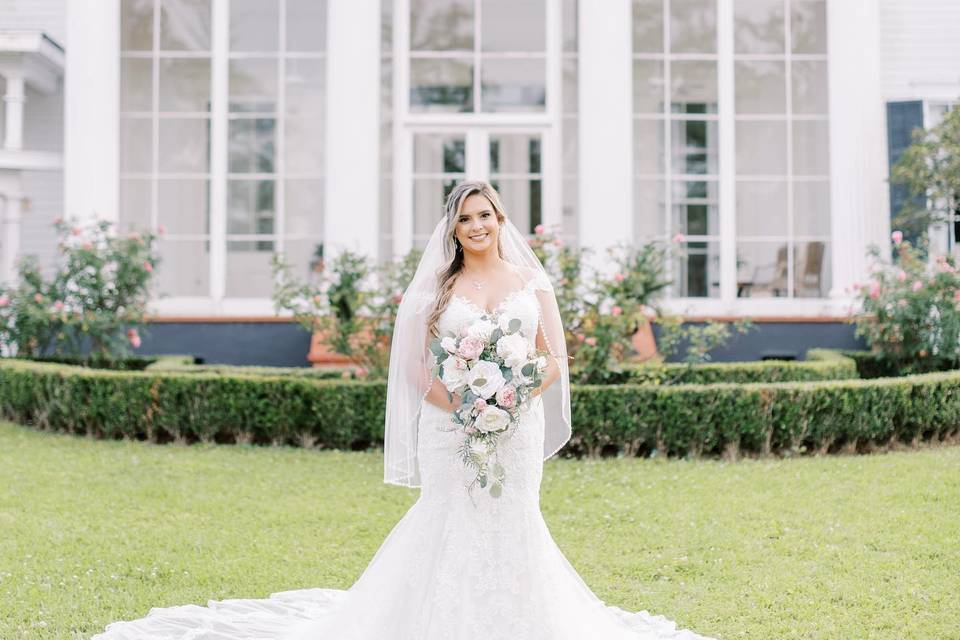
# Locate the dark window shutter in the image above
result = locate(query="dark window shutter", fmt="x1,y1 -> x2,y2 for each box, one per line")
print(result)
886,101 -> 925,236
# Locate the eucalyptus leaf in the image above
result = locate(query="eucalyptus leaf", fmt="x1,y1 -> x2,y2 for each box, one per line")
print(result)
479,474 -> 487,488
490,328 -> 503,343
429,338 -> 446,356
521,363 -> 535,376
508,318 -> 521,333
489,482 -> 502,498
474,377 -> 486,386
492,462 -> 505,478
503,368 -> 513,381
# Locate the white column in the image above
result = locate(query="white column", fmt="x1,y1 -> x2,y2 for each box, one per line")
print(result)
209,0 -> 229,305
2,74 -> 25,151
826,0 -> 886,295
578,0 -> 633,255
0,190 -> 23,285
64,0 -> 120,223
717,0 -> 737,305
325,0 -> 380,259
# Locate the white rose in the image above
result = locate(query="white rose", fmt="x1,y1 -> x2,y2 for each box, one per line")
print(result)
536,355 -> 548,373
440,336 -> 457,353
476,406 -> 511,433
440,355 -> 468,392
496,333 -> 531,369
466,318 -> 497,343
464,360 -> 506,399
511,362 -> 533,387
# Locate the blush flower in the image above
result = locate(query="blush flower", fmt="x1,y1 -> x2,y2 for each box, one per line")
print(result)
891,230 -> 903,245
457,336 -> 485,361
495,384 -> 517,409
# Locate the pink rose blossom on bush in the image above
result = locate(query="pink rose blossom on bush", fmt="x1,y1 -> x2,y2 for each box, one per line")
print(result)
127,328 -> 141,348
891,230 -> 903,245
897,270 -> 907,282
495,384 -> 517,409
954,289 -> 960,302
144,261 -> 153,273
585,336 -> 597,346
554,238 -> 563,247
52,300 -> 64,312
82,241 -> 93,250
911,281 -> 923,292
534,224 -> 546,235
355,367 -> 369,378
71,227 -> 82,236
0,295 -> 9,307
34,293 -> 43,303
575,333 -> 586,342
157,224 -> 166,235
673,232 -> 685,243
868,281 -> 882,300
611,305 -> 622,316
614,272 -> 625,282
457,336 -> 485,360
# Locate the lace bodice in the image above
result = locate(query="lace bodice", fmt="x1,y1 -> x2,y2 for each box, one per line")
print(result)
437,278 -> 542,347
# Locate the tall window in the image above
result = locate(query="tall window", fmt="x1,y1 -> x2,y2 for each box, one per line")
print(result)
562,0 -> 579,245
119,0 -> 326,303
633,0 -> 720,298
734,0 -> 830,298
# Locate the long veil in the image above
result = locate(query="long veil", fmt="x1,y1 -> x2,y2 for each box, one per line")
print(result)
383,215 -> 572,488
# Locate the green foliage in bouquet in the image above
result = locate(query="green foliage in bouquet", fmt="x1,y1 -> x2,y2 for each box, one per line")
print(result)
0,217 -> 159,363
852,232 -> 960,374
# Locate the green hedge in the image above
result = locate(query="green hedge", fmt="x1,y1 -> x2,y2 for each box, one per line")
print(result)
2,355 -> 956,459
145,355 -> 356,380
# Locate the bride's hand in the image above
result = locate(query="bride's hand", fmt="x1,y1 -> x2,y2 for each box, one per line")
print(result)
425,376 -> 461,412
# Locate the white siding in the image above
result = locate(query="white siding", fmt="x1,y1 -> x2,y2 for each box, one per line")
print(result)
0,0 -> 66,44
20,170 -> 62,276
879,0 -> 960,101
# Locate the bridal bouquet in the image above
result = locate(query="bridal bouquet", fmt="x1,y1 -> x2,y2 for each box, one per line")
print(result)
429,312 -> 548,499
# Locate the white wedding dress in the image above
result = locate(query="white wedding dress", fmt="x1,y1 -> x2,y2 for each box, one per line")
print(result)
93,282 -> 715,640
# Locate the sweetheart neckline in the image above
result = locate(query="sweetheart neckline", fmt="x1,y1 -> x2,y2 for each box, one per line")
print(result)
451,283 -> 534,316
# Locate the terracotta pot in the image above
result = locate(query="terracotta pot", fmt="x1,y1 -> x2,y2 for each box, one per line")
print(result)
630,319 -> 658,362
307,326 -> 374,368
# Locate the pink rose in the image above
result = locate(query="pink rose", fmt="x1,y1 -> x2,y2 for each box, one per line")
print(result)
457,336 -> 485,360
896,270 -> 906,282
611,305 -> 622,316
53,216 -> 63,225
0,295 -> 7,307
891,230 -> 903,245
898,299 -> 908,308
868,281 -> 881,300
52,300 -> 64,311
911,281 -> 923,292
71,227 -> 82,236
144,261 -> 153,273
585,336 -> 597,346
554,238 -> 563,247
614,272 -> 625,282
473,398 -> 487,413
954,290 -> 960,302
313,294 -> 323,304
127,328 -> 141,349
393,292 -> 403,304
534,224 -> 546,235
34,293 -> 43,303
355,367 -> 368,378
673,232 -> 685,243
495,385 -> 517,409
575,333 -> 586,342
157,224 -> 166,235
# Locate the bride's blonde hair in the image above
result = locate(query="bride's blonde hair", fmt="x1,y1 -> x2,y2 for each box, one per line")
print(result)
427,180 -> 507,337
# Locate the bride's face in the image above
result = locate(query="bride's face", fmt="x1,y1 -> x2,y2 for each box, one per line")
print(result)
454,194 -> 501,254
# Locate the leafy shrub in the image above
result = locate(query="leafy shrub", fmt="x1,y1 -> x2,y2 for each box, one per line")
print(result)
852,233 -> 960,374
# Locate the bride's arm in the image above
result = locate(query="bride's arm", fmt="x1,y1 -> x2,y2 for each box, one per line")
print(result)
531,328 -> 561,396
423,375 -> 461,411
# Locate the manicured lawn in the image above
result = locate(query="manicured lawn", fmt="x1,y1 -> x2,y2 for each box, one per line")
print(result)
1,421 -> 958,639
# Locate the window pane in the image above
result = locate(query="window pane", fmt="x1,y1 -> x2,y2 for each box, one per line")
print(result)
227,179 -> 275,235
410,0 -> 473,51
734,0 -> 784,54
793,180 -> 831,236
481,57 -> 546,112
160,0 -> 211,51
792,120 -> 829,175
791,0 -> 826,54
671,61 -> 717,113
158,178 -> 209,235
490,134 -> 541,174
563,0 -> 578,53
285,117 -> 324,174
286,179 -> 324,236
562,177 -> 578,238
229,58 -> 278,112
228,118 -> 275,173
794,241 -> 830,297
159,58 -> 211,111
633,59 -> 665,113
410,58 -> 473,112
563,57 -> 577,114
671,241 -> 720,297
287,0 -> 327,52
491,178 -> 542,234
413,178 -> 458,246
230,0 -> 279,51
634,118 -> 664,175
791,60 -> 828,115
121,58 -> 152,112
736,180 -> 787,236
121,118 -> 152,173
121,0 -> 153,51
671,119 -> 717,175
159,119 -> 210,173
671,180 -> 719,235
285,58 -> 324,117
225,245 -> 275,297
157,239 -> 210,296
280,238 -> 325,282
633,0 -> 663,53
670,0 -> 716,54
414,134 -> 466,173
735,60 -> 785,114
736,120 -> 786,175
482,0 -> 545,52
634,179 -> 665,239
737,242 -> 788,297
119,178 -> 152,233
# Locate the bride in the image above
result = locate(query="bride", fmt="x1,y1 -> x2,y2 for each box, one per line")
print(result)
93,181 -> 715,639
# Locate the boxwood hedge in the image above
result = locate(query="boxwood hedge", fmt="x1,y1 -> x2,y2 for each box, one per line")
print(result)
2,352 -> 956,460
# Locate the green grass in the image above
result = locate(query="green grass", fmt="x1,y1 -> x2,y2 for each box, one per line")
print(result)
1,422 -> 958,640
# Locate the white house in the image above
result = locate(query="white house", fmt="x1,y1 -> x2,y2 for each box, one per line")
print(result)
0,0 -> 958,364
